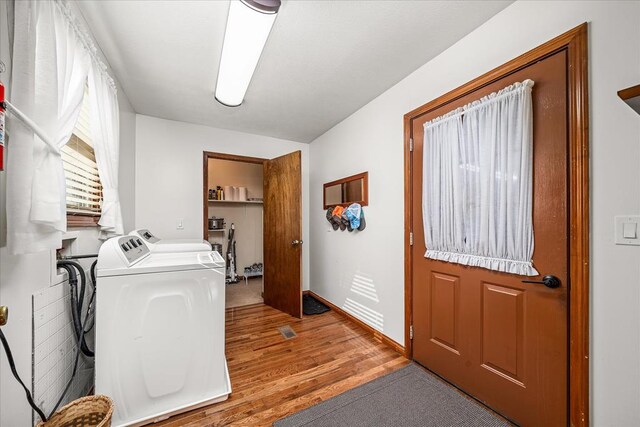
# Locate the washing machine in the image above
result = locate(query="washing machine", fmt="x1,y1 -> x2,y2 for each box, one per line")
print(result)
129,228 -> 212,253
96,235 -> 231,427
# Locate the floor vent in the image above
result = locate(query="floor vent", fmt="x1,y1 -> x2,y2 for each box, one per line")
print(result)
278,325 -> 297,340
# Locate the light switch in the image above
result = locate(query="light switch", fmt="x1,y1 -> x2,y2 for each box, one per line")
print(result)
176,218 -> 184,230
623,222 -> 637,239
615,215 -> 640,245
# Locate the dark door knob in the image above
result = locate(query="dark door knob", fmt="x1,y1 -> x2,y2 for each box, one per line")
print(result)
522,275 -> 561,289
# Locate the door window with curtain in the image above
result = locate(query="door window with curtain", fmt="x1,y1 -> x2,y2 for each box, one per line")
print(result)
422,79 -> 537,276
62,86 -> 103,226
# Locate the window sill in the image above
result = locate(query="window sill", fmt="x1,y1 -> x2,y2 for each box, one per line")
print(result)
61,231 -> 80,241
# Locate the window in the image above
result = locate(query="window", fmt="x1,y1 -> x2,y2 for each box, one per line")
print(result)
63,88 -> 102,226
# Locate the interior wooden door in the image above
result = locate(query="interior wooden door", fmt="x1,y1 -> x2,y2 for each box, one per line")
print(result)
411,51 -> 568,426
263,151 -> 303,318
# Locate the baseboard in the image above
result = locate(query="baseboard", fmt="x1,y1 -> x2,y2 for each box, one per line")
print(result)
306,291 -> 405,356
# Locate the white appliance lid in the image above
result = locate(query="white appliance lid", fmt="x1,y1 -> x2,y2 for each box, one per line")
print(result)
98,250 -> 225,277
130,229 -> 212,252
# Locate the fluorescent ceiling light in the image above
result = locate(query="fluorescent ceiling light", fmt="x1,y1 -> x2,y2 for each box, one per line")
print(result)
215,0 -> 281,107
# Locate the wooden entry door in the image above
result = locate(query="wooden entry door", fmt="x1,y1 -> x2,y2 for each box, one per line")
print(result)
263,151 -> 303,318
410,52 -> 569,425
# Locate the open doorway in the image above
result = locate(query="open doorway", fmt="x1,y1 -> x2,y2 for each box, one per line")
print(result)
203,151 -> 303,318
206,156 -> 265,308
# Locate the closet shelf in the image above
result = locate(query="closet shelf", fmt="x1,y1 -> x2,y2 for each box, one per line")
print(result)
208,199 -> 263,205
208,228 -> 225,232
618,84 -> 640,114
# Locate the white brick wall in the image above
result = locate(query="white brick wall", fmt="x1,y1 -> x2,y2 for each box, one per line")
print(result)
32,278 -> 94,424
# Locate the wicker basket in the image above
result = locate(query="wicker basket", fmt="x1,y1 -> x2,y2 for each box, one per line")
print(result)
36,395 -> 113,427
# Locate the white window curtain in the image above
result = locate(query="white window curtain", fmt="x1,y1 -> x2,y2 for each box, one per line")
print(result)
8,0 -> 90,254
88,64 -> 124,238
422,80 -> 538,276
7,0 -> 122,254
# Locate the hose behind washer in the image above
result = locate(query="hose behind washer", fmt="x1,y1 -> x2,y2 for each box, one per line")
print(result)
83,260 -> 98,334
57,261 -> 94,358
0,259 -> 98,423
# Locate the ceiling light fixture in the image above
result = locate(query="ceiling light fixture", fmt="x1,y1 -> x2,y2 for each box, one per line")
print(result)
215,0 -> 281,107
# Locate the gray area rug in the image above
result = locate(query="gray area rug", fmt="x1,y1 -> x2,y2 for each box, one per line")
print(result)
274,363 -> 511,427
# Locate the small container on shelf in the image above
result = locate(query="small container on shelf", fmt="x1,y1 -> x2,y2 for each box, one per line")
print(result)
208,217 -> 225,230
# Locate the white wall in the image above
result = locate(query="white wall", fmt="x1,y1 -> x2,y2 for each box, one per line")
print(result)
119,92 -> 136,233
309,1 -> 640,425
135,115 -> 310,290
0,2 -> 137,424
208,159 -> 264,199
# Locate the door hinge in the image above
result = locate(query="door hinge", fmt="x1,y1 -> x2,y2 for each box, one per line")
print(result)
409,325 -> 414,340
409,232 -> 414,246
409,138 -> 414,152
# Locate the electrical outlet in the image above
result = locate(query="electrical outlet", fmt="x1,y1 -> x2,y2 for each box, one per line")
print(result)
177,218 -> 184,230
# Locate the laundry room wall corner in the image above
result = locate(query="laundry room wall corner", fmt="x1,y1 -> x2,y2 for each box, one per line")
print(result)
118,85 -> 137,234
134,115 -> 310,291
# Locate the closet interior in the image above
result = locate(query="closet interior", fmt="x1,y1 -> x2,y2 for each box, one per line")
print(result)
207,157 -> 264,308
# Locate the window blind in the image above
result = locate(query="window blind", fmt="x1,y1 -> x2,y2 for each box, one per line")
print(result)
63,89 -> 102,216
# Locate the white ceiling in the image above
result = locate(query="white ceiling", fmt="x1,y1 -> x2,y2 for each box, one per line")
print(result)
78,0 -> 512,143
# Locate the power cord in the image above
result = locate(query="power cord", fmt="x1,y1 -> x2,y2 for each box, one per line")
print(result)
0,293 -> 91,423
47,261 -> 95,416
0,259 -> 99,423
48,261 -> 98,417
0,329 -> 48,422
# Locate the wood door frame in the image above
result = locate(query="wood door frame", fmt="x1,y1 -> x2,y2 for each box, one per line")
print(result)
202,151 -> 267,240
403,24 -> 590,427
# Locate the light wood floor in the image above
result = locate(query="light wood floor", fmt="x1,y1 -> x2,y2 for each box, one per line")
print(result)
154,303 -> 409,426
225,279 -> 263,309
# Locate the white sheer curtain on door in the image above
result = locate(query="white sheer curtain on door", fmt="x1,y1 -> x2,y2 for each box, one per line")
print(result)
422,80 -> 538,276
88,64 -> 123,238
422,108 -> 465,261
8,0 -> 90,254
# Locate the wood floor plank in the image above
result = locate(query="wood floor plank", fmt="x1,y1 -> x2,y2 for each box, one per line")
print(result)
152,304 -> 407,427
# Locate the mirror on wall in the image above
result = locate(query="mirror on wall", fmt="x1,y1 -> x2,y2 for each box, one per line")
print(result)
323,172 -> 368,209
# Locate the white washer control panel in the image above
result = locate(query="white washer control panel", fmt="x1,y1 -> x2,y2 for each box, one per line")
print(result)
118,236 -> 150,265
136,229 -> 160,244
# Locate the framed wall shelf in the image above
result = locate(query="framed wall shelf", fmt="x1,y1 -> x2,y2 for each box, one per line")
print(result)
323,171 -> 368,209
